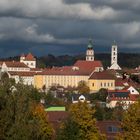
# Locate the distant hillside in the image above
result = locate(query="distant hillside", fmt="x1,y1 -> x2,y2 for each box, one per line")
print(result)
37,53 -> 140,69
0,53 -> 140,69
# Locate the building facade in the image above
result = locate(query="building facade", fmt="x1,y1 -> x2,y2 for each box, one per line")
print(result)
88,71 -> 115,92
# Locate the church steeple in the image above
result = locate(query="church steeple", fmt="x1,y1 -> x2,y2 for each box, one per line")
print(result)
109,40 -> 121,70
87,39 -> 93,49
86,39 -> 94,61
111,40 -> 118,65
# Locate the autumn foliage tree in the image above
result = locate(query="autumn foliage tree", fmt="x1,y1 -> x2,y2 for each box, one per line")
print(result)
77,81 -> 90,94
57,102 -> 105,140
117,100 -> 140,140
0,77 -> 53,140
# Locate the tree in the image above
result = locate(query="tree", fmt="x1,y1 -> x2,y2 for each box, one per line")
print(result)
32,104 -> 53,139
117,100 -> 140,140
0,78 -> 53,140
77,81 -> 90,94
57,102 -> 105,140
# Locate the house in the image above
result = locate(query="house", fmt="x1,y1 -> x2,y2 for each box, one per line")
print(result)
124,86 -> 139,95
88,71 -> 115,92
71,94 -> 91,104
106,90 -> 139,109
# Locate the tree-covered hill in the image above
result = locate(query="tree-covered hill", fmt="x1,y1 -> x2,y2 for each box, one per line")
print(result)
37,53 -> 140,69
0,53 -> 140,69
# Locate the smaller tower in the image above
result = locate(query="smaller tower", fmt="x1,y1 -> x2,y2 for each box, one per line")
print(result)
111,40 -> 118,65
86,39 -> 94,61
109,41 -> 121,70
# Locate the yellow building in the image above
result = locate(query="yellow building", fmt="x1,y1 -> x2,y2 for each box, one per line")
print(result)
34,74 -> 45,89
88,71 -> 115,92
34,60 -> 104,90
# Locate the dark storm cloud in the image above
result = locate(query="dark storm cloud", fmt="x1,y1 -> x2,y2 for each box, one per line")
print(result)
0,0 -> 140,57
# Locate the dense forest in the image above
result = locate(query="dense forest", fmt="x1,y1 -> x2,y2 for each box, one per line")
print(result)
1,53 -> 140,69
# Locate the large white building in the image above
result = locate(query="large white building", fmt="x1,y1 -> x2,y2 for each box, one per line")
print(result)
109,41 -> 121,70
0,53 -> 40,85
0,61 -> 30,72
20,53 -> 36,68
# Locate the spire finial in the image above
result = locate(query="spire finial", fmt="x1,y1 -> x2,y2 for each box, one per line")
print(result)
88,38 -> 93,49
113,40 -> 117,45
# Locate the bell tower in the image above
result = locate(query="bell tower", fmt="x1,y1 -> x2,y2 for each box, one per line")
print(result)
111,41 -> 118,65
109,41 -> 121,70
86,39 -> 94,61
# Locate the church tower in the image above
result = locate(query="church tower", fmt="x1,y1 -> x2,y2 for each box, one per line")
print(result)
111,41 -> 118,65
109,41 -> 121,70
86,39 -> 94,61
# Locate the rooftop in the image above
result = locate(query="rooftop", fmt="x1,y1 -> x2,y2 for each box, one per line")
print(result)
0,61 -> 29,68
23,53 -> 36,61
89,70 -> 115,80
36,60 -> 103,76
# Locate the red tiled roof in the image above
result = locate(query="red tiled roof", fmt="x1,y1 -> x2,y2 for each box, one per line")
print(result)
38,67 -> 86,76
129,94 -> 139,101
108,90 -> 139,101
24,53 -> 36,61
8,71 -> 36,76
1,61 -> 29,68
36,66 -> 92,76
30,68 -> 43,72
74,60 -> 103,74
89,71 -> 115,80
115,78 -> 140,88
115,79 -> 125,87
35,60 -> 103,76
123,69 -> 140,74
108,89 -> 129,93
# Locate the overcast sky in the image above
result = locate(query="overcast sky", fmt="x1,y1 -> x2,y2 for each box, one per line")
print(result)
0,0 -> 140,57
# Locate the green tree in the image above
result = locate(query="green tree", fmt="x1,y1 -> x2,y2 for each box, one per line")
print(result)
0,78 -> 53,140
117,100 -> 140,140
77,81 -> 90,94
57,102 -> 105,140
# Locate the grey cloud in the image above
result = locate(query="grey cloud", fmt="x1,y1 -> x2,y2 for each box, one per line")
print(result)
0,0 -> 140,57
0,0 -> 139,22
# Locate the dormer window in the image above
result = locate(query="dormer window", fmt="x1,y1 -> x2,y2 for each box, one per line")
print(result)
72,66 -> 79,71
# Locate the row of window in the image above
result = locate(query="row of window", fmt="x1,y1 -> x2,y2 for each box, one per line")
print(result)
8,67 -> 29,71
26,62 -> 34,66
92,82 -> 114,87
